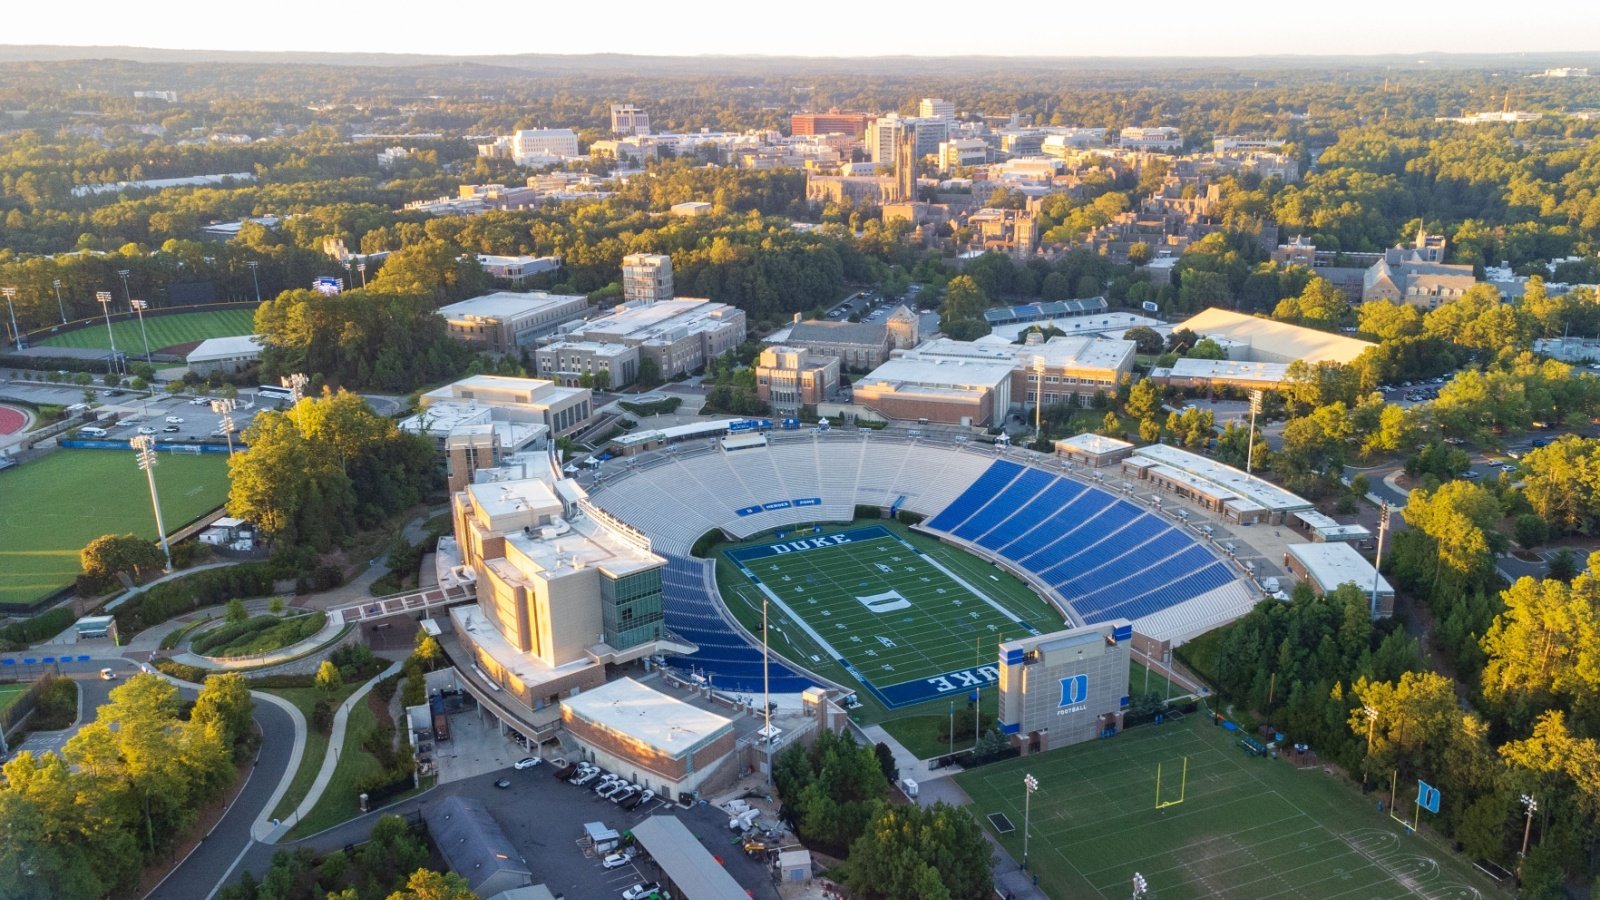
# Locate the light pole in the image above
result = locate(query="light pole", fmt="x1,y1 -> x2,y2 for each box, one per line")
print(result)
51,278 -> 66,324
0,287 -> 20,351
948,699 -> 955,757
356,262 -> 367,288
282,372 -> 309,405
1245,389 -> 1263,476
246,261 -> 262,302
1132,872 -> 1148,899
116,269 -> 132,312
211,398 -> 237,456
130,299 -> 153,366
1022,773 -> 1039,871
1033,356 -> 1047,445
1518,794 -> 1538,877
1371,502 -> 1391,619
1362,705 -> 1379,787
132,435 -> 173,572
96,291 -> 123,376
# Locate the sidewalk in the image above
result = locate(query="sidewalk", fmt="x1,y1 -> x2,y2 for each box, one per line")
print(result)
257,659 -> 404,842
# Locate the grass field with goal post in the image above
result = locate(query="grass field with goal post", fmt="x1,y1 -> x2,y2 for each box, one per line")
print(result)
957,713 -> 1494,900
36,309 -> 255,353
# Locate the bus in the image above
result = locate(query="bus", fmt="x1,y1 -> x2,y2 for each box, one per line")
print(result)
257,384 -> 294,406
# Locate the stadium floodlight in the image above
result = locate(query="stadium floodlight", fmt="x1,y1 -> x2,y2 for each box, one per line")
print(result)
130,299 -> 153,365
1022,773 -> 1039,870
51,278 -> 66,324
95,291 -> 123,376
131,435 -> 173,573
211,398 -> 238,456
1519,794 -> 1538,873
247,260 -> 262,302
356,261 -> 367,288
1132,872 -> 1148,899
116,268 -> 132,311
0,287 -> 20,352
1245,389 -> 1264,476
1371,502 -> 1391,619
281,372 -> 309,405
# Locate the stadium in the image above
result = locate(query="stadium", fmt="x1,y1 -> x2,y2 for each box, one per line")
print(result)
585,430 -> 1259,712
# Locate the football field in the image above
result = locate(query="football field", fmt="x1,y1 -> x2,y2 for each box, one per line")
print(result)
721,524 -> 1059,709
0,449 -> 231,607
958,714 -> 1491,900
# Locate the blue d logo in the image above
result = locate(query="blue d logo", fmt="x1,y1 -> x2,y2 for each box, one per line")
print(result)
1059,674 -> 1088,706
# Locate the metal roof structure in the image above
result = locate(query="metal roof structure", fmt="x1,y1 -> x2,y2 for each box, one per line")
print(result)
631,816 -> 750,900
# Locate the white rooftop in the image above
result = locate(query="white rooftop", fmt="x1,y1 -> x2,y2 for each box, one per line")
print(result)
858,354 -> 1015,392
1158,358 -> 1292,384
468,477 -> 561,521
503,511 -> 663,580
1287,542 -> 1392,595
988,312 -> 1163,343
437,291 -> 585,321
1134,444 -> 1313,512
187,334 -> 263,362
1014,335 -> 1136,371
611,418 -> 746,449
1056,433 -> 1133,456
540,340 -> 637,358
567,298 -> 736,344
561,677 -> 733,758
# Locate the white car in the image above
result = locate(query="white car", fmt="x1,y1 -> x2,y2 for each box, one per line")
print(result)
622,882 -> 660,900
164,416 -> 184,424
189,397 -> 211,406
99,667 -> 116,680
597,780 -> 628,799
513,757 -> 542,770
136,426 -> 156,435
601,849 -> 635,869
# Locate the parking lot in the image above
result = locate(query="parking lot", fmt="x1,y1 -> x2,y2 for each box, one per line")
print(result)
445,765 -> 780,900
92,392 -> 263,444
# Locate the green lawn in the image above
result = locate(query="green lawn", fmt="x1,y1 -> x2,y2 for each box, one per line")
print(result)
956,714 -> 1493,900
264,683 -> 363,824
0,450 -> 231,607
37,309 -> 255,353
0,683 -> 29,716
288,695 -> 419,839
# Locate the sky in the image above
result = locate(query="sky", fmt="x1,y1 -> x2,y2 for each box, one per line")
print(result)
5,1 -> 1600,59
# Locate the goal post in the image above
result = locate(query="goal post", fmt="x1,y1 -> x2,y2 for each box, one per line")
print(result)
1155,757 -> 1189,809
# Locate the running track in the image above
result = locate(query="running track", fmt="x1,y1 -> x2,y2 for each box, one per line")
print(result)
0,404 -> 27,435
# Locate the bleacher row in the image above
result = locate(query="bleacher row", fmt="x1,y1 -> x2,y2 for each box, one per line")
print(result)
659,554 -> 813,693
590,437 -> 996,555
925,459 -> 1254,635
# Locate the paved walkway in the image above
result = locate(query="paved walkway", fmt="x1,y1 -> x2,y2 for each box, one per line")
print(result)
102,560 -> 243,613
258,659 -> 404,843
167,611 -> 347,671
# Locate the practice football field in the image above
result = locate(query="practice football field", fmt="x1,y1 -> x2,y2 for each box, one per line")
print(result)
36,308 -> 255,353
0,449 -> 231,608
958,714 -> 1491,900
719,524 -> 1062,709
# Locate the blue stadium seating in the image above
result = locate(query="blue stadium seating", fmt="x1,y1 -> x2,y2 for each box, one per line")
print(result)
660,554 -> 814,693
952,468 -> 1056,541
928,460 -> 1241,627
926,459 -> 1023,532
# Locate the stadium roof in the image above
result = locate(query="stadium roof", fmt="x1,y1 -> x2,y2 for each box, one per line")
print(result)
1287,542 -> 1392,596
630,817 -> 750,900
1133,444 -> 1312,513
1177,308 -> 1373,364
561,677 -> 733,759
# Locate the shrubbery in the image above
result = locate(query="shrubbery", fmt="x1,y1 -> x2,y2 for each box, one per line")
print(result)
191,612 -> 327,658
113,563 -> 279,633
0,607 -> 74,651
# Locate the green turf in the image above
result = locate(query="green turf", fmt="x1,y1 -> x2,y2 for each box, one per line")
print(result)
264,682 -> 364,824
37,309 -> 255,353
713,520 -> 1065,725
956,713 -> 1493,900
0,449 -> 231,607
0,683 -> 28,715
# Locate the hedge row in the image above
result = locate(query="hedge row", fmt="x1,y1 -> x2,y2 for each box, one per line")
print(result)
114,564 -> 279,633
0,608 -> 75,651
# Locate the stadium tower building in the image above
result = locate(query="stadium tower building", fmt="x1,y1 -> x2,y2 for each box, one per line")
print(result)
997,621 -> 1132,754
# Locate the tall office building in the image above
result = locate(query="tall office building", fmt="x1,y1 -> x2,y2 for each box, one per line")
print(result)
621,253 -> 673,303
790,111 -> 871,139
870,114 -> 948,165
919,98 -> 955,120
610,104 -> 651,136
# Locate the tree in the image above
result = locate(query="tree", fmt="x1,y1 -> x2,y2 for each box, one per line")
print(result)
1101,411 -> 1121,436
384,868 -> 478,900
191,673 -> 255,754
1480,570 -> 1600,733
79,533 -> 164,587
1123,325 -> 1164,355
939,275 -> 989,341
1512,514 -> 1550,550
414,632 -> 443,671
1125,378 -> 1161,421
1187,338 -> 1226,360
873,741 -> 898,784
225,598 -> 248,625
847,802 -> 993,900
315,660 -> 343,695
636,356 -> 661,389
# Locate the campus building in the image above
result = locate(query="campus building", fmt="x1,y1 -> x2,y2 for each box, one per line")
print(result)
420,375 -> 595,438
561,677 -> 739,801
1175,308 -> 1374,365
436,292 -> 590,353
533,341 -> 640,390
622,253 -> 673,303
1284,542 -> 1393,617
790,111 -> 871,140
1120,444 -> 1313,526
754,346 -> 840,413
186,334 -> 264,376
557,298 -> 747,378
996,621 -> 1132,755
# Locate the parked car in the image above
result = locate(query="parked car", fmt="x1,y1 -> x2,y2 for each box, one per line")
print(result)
622,882 -> 660,900
619,790 -> 648,810
164,416 -> 184,424
513,757 -> 542,770
162,425 -> 180,433
136,426 -> 156,435
572,768 -> 601,786
597,780 -> 628,800
611,785 -> 639,805
190,397 -> 211,406
602,848 -> 636,869
99,668 -> 116,680
494,778 -> 512,789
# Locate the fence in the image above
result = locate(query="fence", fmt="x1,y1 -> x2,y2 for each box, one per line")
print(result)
59,438 -> 236,454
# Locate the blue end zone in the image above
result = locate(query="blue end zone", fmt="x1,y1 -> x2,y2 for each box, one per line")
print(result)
863,663 -> 1002,709
726,524 -> 897,563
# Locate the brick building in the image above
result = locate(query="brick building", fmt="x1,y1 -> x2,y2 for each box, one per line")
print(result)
561,677 -> 739,801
